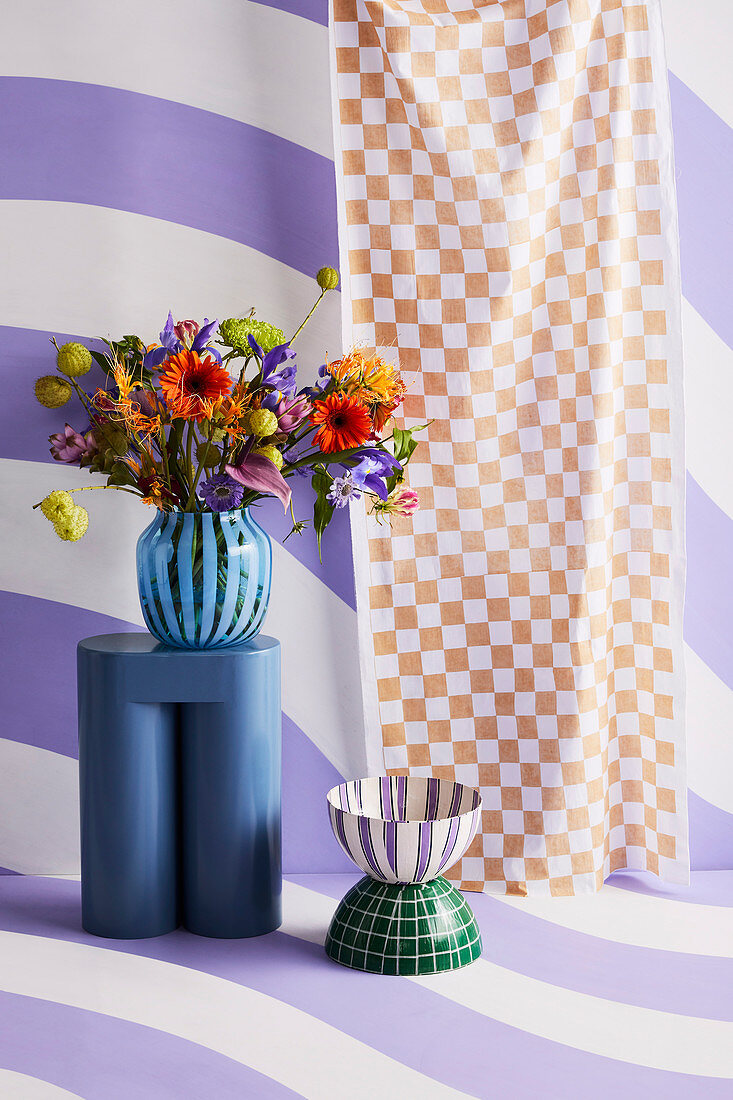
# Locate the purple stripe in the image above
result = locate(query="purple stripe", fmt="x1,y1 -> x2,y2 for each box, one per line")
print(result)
0,78 -> 337,280
415,821 -> 432,880
0,991 -> 295,1100
427,779 -> 440,822
357,816 -> 383,878
671,74 -> 733,350
380,776 -> 391,818
681,792 -> 733,876
333,808 -> 350,856
3,875 -> 732,1097
385,820 -> 397,876
397,775 -> 407,822
685,473 -> 733,692
436,817 -> 462,873
250,0 -> 328,26
609,867 -> 733,909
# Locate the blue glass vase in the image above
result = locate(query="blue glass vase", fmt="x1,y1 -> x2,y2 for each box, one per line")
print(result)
136,508 -> 272,649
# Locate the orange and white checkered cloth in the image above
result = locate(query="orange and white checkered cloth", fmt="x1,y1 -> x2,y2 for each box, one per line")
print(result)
332,0 -> 687,895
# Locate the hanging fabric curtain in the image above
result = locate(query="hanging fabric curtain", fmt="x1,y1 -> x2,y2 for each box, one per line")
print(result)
331,0 -> 687,896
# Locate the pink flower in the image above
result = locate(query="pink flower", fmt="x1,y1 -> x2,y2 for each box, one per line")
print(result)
49,423 -> 94,464
392,487 -> 419,515
173,320 -> 200,348
225,454 -> 292,511
275,393 -> 311,434
377,485 -> 419,519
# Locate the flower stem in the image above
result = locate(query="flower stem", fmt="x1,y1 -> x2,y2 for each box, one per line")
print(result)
32,483 -> 141,509
186,424 -> 214,510
289,290 -> 326,345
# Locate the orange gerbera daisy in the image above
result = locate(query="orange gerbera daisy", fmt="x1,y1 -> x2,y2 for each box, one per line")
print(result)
158,350 -> 233,421
310,393 -> 372,453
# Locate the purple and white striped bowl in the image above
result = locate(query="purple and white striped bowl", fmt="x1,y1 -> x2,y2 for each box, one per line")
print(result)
326,776 -> 482,884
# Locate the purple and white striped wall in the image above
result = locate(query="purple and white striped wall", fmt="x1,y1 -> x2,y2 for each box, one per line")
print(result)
0,0 -> 731,881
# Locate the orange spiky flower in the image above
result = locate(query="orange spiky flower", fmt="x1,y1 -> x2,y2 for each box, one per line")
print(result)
326,348 -> 406,436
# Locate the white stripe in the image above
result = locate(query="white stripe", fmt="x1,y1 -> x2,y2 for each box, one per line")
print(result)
0,201 -> 341,385
683,298 -> 733,519
661,0 -> 733,129
0,0 -> 333,158
0,740 -> 79,875
0,930 -> 472,1100
282,879 -> 733,1078
495,881 -> 733,958
0,458 -> 366,782
0,1071 -> 82,1100
686,647 -> 733,814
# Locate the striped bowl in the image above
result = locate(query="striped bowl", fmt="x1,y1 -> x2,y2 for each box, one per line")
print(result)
136,507 -> 271,649
327,776 -> 482,884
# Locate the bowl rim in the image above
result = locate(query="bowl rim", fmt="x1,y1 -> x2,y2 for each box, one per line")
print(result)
326,775 -> 482,824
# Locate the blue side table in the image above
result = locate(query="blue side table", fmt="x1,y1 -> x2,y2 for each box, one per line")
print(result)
77,633 -> 281,939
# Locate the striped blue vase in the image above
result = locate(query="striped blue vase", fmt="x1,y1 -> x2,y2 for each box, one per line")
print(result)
136,508 -> 272,649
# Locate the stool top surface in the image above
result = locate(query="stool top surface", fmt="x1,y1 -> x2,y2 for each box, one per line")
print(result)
78,632 -> 279,658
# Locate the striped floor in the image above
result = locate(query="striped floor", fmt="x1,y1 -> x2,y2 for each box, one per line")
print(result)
0,873 -> 731,1098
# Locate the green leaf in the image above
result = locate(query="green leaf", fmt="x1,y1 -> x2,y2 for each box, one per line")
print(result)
392,426 -> 420,465
311,469 -> 334,562
90,349 -> 110,372
107,462 -> 135,487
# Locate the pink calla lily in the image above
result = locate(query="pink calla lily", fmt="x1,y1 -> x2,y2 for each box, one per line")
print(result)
225,454 -> 292,510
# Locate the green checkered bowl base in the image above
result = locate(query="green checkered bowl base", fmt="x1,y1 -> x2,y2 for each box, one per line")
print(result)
325,875 -> 482,975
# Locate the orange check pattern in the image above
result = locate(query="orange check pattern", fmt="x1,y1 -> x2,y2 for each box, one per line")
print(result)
332,0 -> 687,894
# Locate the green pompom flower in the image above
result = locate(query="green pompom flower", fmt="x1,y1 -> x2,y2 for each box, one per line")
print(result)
219,317 -> 285,356
247,408 -> 279,438
56,342 -> 92,377
35,375 -> 72,408
317,266 -> 339,291
253,444 -> 283,470
53,504 -> 89,542
40,490 -> 75,521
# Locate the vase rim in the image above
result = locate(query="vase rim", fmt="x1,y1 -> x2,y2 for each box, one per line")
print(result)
164,505 -> 251,519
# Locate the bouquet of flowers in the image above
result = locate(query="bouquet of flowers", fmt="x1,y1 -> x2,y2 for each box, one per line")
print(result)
33,267 -> 421,552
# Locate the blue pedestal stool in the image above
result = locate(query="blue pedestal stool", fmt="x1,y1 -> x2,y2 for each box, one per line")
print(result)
77,633 -> 281,939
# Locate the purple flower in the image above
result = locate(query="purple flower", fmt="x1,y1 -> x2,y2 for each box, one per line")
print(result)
192,318 -> 221,361
144,313 -> 221,370
144,311 -> 180,369
198,472 -> 245,512
349,449 -> 402,500
303,365 -> 331,399
248,337 -> 298,398
327,473 -> 361,508
49,423 -> 95,464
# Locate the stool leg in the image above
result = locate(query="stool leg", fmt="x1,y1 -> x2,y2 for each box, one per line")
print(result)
78,687 -> 179,938
180,687 -> 281,938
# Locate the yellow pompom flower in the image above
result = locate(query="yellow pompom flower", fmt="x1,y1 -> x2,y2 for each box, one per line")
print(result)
317,266 -> 339,291
253,444 -> 283,470
247,408 -> 278,438
56,342 -> 92,377
35,375 -> 72,408
53,504 -> 89,541
40,490 -> 75,521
